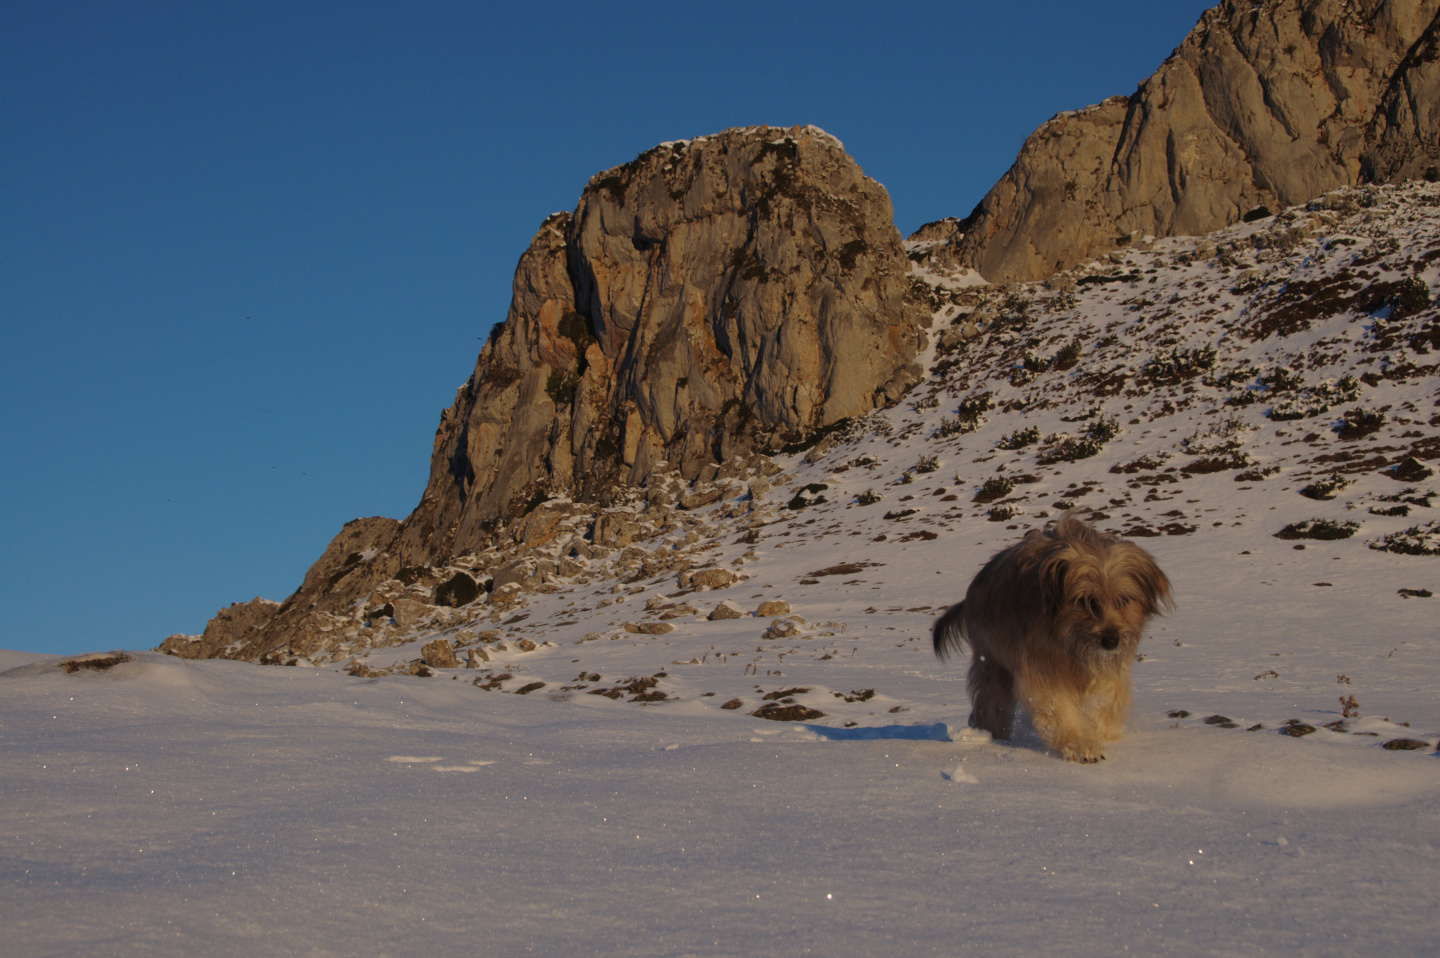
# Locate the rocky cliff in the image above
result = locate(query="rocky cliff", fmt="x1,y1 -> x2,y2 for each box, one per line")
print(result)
944,0 -> 1440,283
400,125 -> 926,554
160,125 -> 928,663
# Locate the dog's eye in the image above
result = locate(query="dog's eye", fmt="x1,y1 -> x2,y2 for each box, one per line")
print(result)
1084,597 -> 1101,617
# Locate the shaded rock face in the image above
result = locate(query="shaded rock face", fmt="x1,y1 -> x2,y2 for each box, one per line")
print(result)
947,0 -> 1440,283
400,125 -> 926,562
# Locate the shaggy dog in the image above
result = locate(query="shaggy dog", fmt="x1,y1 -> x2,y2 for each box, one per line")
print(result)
932,514 -> 1172,762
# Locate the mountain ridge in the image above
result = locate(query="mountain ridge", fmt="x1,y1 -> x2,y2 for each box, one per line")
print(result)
938,0 -> 1440,283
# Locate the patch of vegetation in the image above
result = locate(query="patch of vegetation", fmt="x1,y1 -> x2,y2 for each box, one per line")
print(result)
1299,474 -> 1351,501
1051,339 -> 1084,371
1389,276 -> 1432,319
914,455 -> 940,474
973,477 -> 1014,503
883,508 -> 919,520
1077,272 -> 1142,286
1145,346 -> 1217,385
1111,452 -> 1171,474
787,483 -> 829,510
1334,407 -> 1386,440
1037,434 -> 1103,465
775,417 -> 854,456
1205,362 -> 1260,390
1368,520 -> 1440,556
558,310 -> 596,361
594,174 -> 627,203
1235,465 -> 1281,482
60,653 -> 134,674
935,416 -> 974,438
837,238 -> 869,272
987,504 -> 1023,522
1182,452 -> 1255,475
1269,375 -> 1362,421
546,369 -> 581,406
910,395 -> 940,412
1275,518 -> 1360,541
856,489 -> 883,505
1086,415 -> 1120,443
941,393 -> 993,434
1377,488 -> 1434,508
484,365 -> 522,391
1179,416 -> 1252,455
997,426 -> 1040,450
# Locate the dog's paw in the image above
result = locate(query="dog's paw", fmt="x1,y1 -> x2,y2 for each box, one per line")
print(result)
1061,745 -> 1106,763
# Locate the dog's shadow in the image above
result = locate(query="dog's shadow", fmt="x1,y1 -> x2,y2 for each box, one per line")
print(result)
806,722 -> 952,742
805,716 -> 1058,758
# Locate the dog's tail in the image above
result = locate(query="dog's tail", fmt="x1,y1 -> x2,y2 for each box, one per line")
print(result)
932,601 -> 967,661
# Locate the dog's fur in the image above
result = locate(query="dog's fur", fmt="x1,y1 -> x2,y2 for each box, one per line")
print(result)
933,514 -> 1173,762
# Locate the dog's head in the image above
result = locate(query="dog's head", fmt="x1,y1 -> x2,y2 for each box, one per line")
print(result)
1037,517 -> 1173,657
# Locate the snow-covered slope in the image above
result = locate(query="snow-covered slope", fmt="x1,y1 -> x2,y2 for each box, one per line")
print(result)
4,181 -> 1439,955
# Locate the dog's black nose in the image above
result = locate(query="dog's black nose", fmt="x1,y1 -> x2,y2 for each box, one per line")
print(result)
1100,632 -> 1120,650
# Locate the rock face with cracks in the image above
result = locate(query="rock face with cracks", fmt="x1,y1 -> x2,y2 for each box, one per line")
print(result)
411,124 -> 926,547
943,0 -> 1440,283
165,125 -> 927,663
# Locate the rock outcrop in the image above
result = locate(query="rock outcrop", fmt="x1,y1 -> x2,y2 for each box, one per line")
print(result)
158,597 -> 280,660
396,125 -> 926,564
944,0 -> 1440,283
166,125 -> 927,664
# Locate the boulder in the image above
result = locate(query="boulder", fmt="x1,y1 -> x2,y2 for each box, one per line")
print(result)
756,600 -> 791,617
708,600 -> 747,621
624,622 -> 676,635
421,638 -> 458,669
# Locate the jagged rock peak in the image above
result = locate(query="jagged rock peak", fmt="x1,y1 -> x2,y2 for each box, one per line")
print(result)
946,0 -> 1440,283
398,123 -> 928,558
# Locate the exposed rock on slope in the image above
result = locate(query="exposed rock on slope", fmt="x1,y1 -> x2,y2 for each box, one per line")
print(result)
408,125 -> 926,553
945,0 -> 1440,283
159,597 -> 280,660
161,125 -> 927,663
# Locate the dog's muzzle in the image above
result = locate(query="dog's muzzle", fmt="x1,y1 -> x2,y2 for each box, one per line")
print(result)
1099,631 -> 1121,651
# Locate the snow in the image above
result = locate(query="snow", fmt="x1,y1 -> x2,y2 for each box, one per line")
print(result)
3,651 -> 1437,955
5,181 -> 1440,955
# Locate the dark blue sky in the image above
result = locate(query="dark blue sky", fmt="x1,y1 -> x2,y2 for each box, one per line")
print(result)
2,1 -> 1213,654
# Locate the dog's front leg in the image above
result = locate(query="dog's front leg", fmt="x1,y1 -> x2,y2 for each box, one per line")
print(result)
1019,672 -> 1106,763
1089,668 -> 1133,743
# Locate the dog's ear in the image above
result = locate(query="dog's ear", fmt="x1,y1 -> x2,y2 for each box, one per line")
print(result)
1036,550 -> 1073,616
1121,546 -> 1174,615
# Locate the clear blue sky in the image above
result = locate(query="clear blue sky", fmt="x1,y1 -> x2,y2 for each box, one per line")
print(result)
1,1 -> 1213,655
